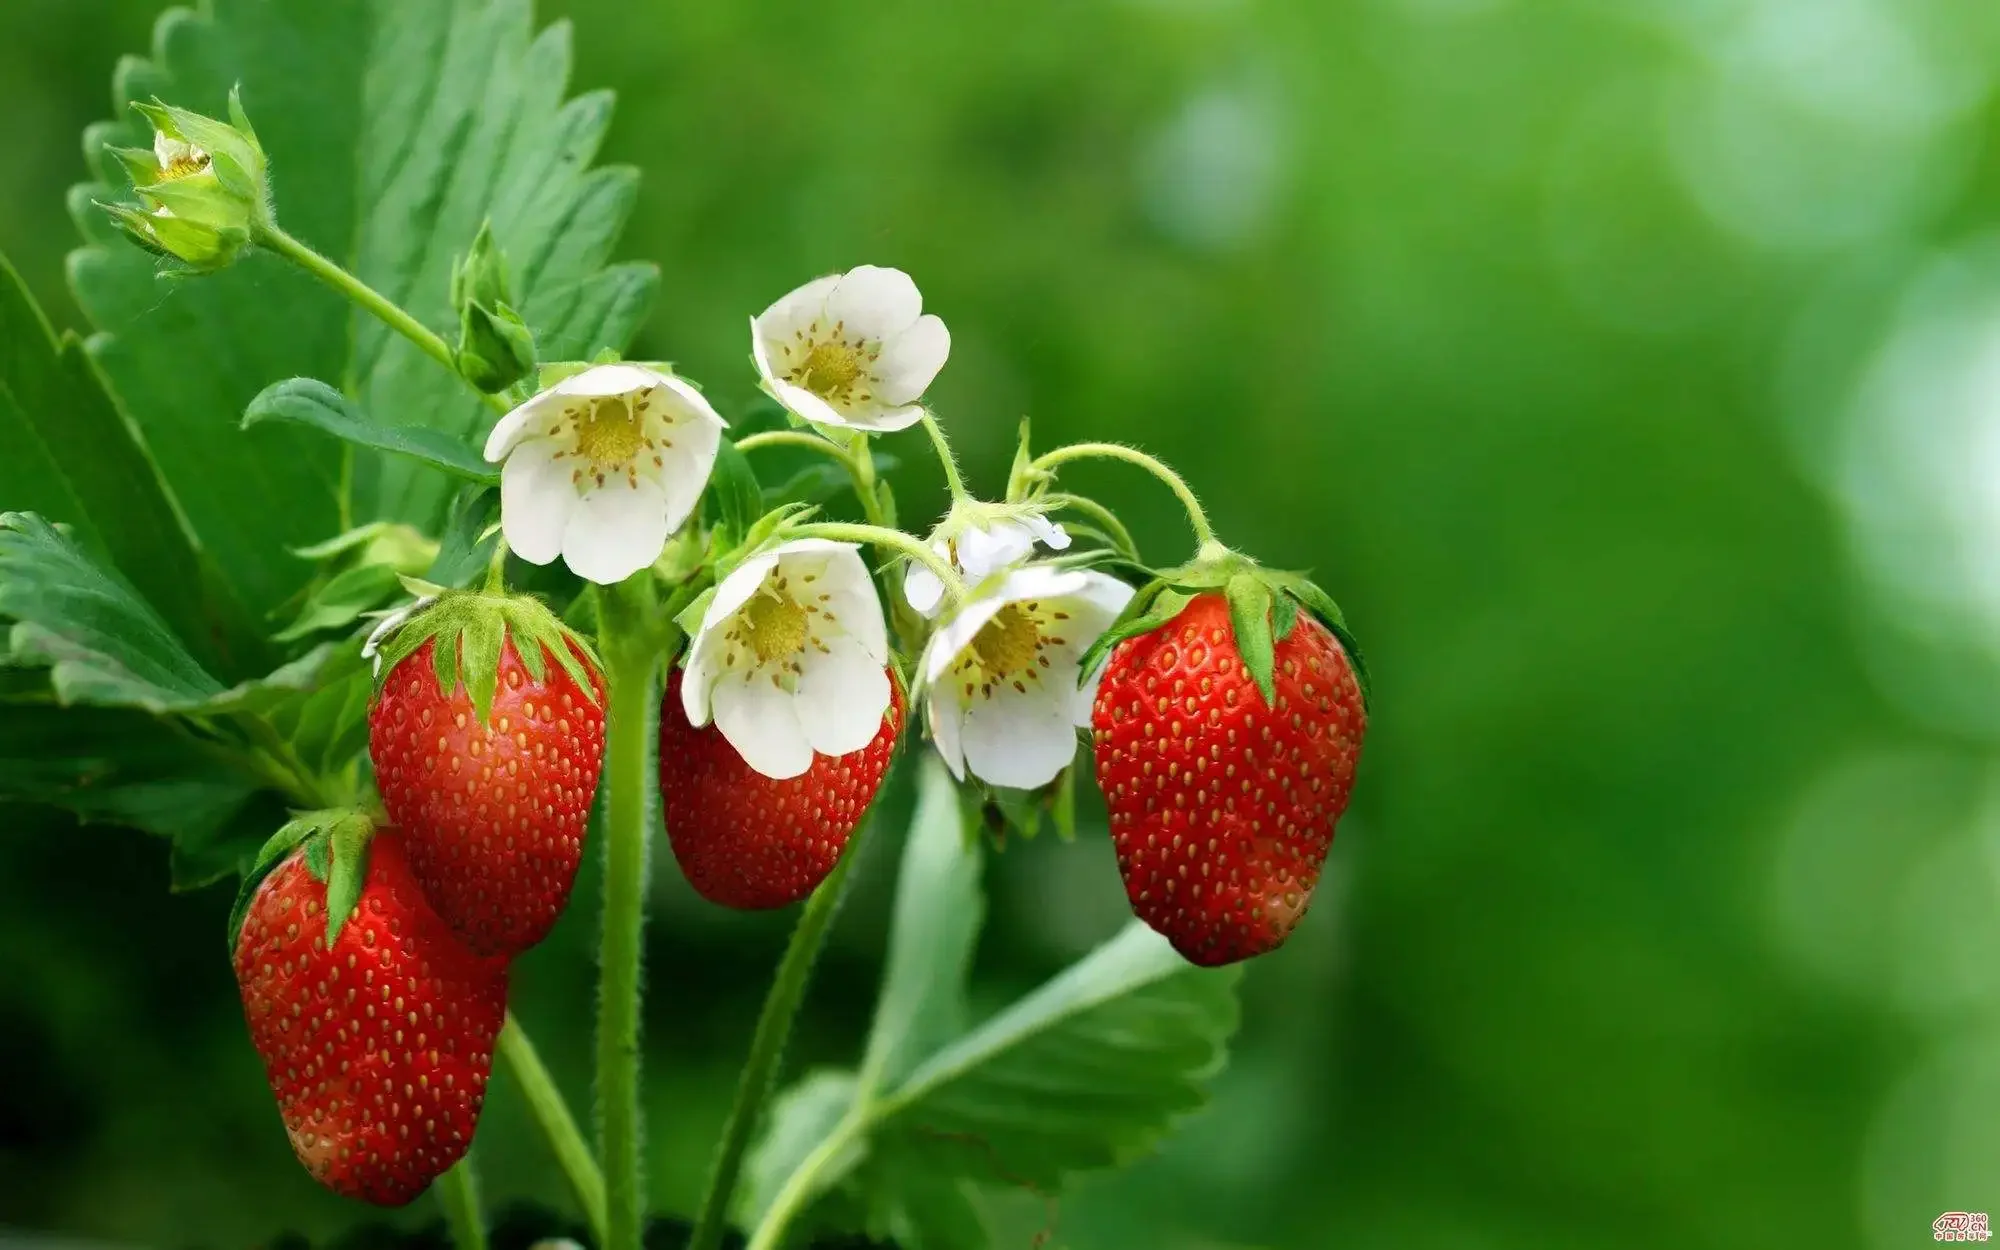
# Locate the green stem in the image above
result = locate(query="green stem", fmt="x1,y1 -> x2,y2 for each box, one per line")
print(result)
1047,492 -> 1141,561
919,414 -> 968,501
253,223 -> 507,414
1030,442 -> 1218,552
499,1013 -> 608,1245
595,589 -> 661,1250
733,429 -> 856,471
687,823 -> 871,1250
788,521 -> 964,602
746,1110 -> 869,1250
435,1158 -> 488,1250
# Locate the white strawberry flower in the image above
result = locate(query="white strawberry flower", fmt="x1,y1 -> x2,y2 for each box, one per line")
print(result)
920,565 -> 1134,790
903,513 -> 1071,619
682,539 -> 892,780
483,364 -> 725,585
751,265 -> 950,434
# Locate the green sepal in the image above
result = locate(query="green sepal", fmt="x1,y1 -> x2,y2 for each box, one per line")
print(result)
1263,573 -> 1369,711
224,808 -> 375,953
673,585 -> 719,640
1270,590 -> 1301,642
1075,585 -> 1195,689
369,588 -> 602,725
1224,572 -> 1277,707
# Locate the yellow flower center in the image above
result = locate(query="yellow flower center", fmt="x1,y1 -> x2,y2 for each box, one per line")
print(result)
791,340 -> 866,403
157,138 -> 212,181
741,590 -> 808,664
576,395 -> 645,465
970,604 -> 1042,677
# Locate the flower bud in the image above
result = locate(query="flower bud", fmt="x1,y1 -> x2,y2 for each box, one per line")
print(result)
99,88 -> 271,273
450,221 -> 537,392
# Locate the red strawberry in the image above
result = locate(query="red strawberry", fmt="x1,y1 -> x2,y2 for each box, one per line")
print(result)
368,595 -> 605,957
1092,591 -> 1365,965
232,824 -> 508,1205
659,667 -> 904,908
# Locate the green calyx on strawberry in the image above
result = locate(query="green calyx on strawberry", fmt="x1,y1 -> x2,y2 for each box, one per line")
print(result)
229,811 -> 508,1206
367,585 -> 602,727
1086,544 -> 1369,967
366,587 -> 607,957
1078,543 -> 1369,714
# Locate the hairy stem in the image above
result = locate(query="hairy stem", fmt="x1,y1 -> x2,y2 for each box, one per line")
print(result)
788,521 -> 964,602
732,429 -> 857,472
499,1013 -> 608,1244
919,414 -> 968,501
595,586 -> 662,1250
687,822 -> 871,1250
1030,442 -> 1218,551
253,223 -> 506,414
435,1158 -> 488,1250
1047,492 -> 1141,561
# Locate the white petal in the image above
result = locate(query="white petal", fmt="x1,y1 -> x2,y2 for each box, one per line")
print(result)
500,439 -> 575,566
712,674 -> 814,780
561,478 -> 670,585
921,595 -> 1005,687
957,521 -> 1035,581
841,402 -> 927,434
485,390 -> 564,462
703,551 -> 782,633
824,265 -> 923,344
770,378 -> 862,431
927,691 -> 969,780
794,636 -> 891,757
960,682 -> 1077,790
872,315 -> 950,406
992,564 -> 1089,606
813,546 -> 889,662
756,274 -> 841,339
1022,514 -> 1072,551
681,630 -> 728,727
903,563 -> 945,617
644,377 -> 725,531
553,362 -> 669,399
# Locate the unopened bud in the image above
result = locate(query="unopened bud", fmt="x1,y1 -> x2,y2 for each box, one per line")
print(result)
451,221 -> 537,392
99,87 -> 270,273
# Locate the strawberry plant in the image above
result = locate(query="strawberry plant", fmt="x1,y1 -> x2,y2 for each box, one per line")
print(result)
0,2 -> 1368,1247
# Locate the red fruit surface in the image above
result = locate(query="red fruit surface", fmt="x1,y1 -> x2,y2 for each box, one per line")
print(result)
659,667 -> 904,909
369,636 -> 605,956
1092,592 -> 1365,966
232,831 -> 509,1206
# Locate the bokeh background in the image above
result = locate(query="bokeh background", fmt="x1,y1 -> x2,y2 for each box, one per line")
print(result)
4,0 -> 2000,1247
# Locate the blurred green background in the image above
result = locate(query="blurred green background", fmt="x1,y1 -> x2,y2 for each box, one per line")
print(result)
5,0 -> 2000,1247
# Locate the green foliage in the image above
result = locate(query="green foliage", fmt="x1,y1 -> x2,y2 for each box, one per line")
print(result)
744,760 -> 1241,1248
0,253 -> 244,671
68,0 -> 655,626
243,378 -> 500,485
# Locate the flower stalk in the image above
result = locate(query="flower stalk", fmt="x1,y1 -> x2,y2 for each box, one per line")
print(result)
594,579 -> 664,1250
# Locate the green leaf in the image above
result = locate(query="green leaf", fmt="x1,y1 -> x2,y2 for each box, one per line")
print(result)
0,512 -> 224,711
70,0 -> 656,624
867,923 -> 1240,1189
243,378 -> 499,484
425,485 -> 501,588
707,437 -> 766,547
1224,571 -> 1276,706
0,250 -> 256,674
860,758 -> 986,1091
761,453 -> 900,510
746,916 -> 1242,1244
0,699 -> 269,887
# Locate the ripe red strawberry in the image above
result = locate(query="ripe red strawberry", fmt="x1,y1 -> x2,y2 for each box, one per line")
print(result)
659,667 -> 904,908
368,594 -> 605,957
232,823 -> 508,1205
1092,591 -> 1365,966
